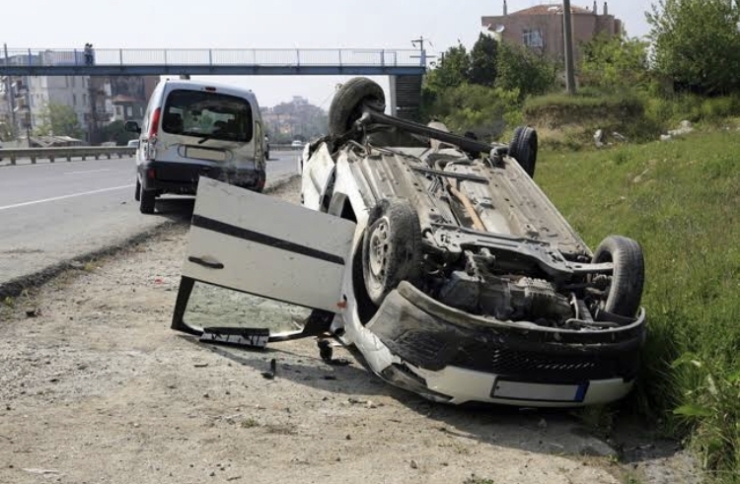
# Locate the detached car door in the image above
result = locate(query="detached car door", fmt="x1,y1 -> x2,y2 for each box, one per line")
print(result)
171,177 -> 356,341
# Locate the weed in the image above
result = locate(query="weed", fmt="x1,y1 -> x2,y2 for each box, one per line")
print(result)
240,417 -> 259,429
463,476 -> 494,484
573,404 -> 616,439
612,150 -> 628,166
537,129 -> 740,477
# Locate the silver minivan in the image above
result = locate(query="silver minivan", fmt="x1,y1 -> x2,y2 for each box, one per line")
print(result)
125,79 -> 266,214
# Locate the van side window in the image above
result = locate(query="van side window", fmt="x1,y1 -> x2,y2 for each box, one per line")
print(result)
162,89 -> 253,142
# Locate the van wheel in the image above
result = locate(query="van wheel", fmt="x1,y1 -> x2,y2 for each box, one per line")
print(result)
135,179 -> 141,202
328,77 -> 386,137
139,189 -> 156,214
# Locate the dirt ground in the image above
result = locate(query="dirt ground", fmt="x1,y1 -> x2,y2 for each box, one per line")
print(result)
0,178 -> 700,484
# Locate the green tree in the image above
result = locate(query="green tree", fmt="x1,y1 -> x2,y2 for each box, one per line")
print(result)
427,83 -> 520,141
580,33 -> 650,91
469,33 -> 499,87
101,120 -> 137,145
35,103 -> 82,138
647,0 -> 740,94
424,43 -> 471,93
495,42 -> 558,99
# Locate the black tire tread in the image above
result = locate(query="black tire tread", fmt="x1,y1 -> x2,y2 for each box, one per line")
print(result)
362,198 -> 423,305
139,189 -> 156,214
592,235 -> 645,317
328,77 -> 386,137
509,126 -> 538,178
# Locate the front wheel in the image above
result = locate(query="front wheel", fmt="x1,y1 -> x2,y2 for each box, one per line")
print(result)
135,178 -> 141,202
361,198 -> 423,306
591,235 -> 645,318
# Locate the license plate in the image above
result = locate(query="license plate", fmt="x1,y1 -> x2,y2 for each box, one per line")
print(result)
185,147 -> 227,162
491,378 -> 589,403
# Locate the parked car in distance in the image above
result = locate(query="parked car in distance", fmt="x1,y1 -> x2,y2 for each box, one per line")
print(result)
291,140 -> 303,149
127,139 -> 140,149
124,79 -> 267,214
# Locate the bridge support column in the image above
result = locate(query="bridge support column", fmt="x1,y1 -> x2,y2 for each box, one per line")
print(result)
388,75 -> 398,117
389,75 -> 423,122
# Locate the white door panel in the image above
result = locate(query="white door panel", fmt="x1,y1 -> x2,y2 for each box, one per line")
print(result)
183,177 -> 356,313
301,143 -> 335,211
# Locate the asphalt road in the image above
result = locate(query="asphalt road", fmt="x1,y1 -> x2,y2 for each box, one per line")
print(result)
0,151 -> 300,287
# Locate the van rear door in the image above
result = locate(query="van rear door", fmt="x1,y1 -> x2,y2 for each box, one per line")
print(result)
157,87 -> 256,167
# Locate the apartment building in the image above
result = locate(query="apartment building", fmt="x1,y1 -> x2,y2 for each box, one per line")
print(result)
481,1 -> 622,63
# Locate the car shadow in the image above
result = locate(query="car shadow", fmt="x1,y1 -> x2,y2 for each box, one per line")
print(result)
152,196 -> 196,221
173,332 -> 686,470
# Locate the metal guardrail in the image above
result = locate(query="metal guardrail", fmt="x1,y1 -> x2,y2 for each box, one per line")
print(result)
0,146 -> 136,164
0,145 -> 305,165
2,47 -> 424,68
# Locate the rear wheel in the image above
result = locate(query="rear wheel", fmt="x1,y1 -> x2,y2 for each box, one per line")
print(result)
139,188 -> 156,214
362,198 -> 423,306
509,126 -> 538,178
328,77 -> 386,137
135,178 -> 141,202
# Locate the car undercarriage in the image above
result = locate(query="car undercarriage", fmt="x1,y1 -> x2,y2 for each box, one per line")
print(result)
171,76 -> 647,407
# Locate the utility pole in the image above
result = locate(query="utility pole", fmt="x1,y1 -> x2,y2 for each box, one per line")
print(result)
562,0 -> 577,94
411,36 -> 429,66
3,44 -> 17,139
88,77 -> 98,144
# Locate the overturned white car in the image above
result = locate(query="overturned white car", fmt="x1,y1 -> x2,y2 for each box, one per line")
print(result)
171,77 -> 646,407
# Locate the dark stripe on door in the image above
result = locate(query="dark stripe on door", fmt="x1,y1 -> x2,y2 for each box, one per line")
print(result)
191,214 -> 345,266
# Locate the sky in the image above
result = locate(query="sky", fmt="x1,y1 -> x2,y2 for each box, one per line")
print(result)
3,0 -> 652,109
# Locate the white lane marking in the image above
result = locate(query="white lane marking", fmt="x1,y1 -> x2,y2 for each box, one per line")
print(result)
0,185 -> 133,212
63,168 -> 111,175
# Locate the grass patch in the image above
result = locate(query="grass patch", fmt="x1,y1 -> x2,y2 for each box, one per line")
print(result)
523,91 -> 662,148
521,91 -> 740,152
537,130 -> 740,481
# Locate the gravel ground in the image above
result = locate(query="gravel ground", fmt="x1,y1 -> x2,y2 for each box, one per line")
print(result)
0,177 -> 701,484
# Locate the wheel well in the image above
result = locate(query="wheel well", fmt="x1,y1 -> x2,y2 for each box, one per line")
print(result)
327,191 -> 357,223
328,192 -> 370,322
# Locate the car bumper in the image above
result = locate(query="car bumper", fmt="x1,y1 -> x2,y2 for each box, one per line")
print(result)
140,160 -> 266,193
366,281 -> 646,407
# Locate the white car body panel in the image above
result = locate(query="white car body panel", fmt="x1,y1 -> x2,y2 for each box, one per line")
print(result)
300,143 -> 336,211
183,177 -> 355,313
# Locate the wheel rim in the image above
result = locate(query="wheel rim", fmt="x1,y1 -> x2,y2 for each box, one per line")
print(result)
368,218 -> 390,284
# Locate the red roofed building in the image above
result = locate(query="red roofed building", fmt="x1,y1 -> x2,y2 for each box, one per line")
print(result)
481,2 -> 622,63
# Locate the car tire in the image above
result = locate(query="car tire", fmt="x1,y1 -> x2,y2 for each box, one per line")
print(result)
139,188 -> 156,214
328,77 -> 386,137
135,178 -> 141,202
362,198 -> 423,306
592,235 -> 645,318
509,126 -> 538,178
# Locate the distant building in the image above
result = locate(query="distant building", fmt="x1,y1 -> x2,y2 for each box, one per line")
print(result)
108,75 -> 159,122
1,51 -> 158,142
26,75 -> 92,132
481,1 -> 622,63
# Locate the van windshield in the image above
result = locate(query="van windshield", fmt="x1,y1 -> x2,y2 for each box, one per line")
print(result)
162,89 -> 253,143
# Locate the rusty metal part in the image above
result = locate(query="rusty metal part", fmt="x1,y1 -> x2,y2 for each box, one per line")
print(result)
448,184 -> 486,231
